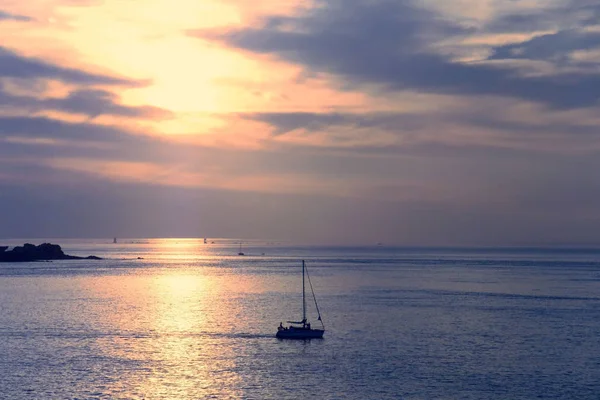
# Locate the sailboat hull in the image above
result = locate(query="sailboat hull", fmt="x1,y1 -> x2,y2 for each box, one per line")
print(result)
276,328 -> 324,339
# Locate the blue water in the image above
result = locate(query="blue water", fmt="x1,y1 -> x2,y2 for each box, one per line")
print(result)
1,239 -> 599,399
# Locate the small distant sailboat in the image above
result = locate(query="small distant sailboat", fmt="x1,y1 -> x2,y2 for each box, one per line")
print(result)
276,260 -> 325,339
238,242 -> 244,256
113,237 -> 117,244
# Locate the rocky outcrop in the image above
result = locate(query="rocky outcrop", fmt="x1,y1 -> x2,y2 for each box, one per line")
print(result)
0,243 -> 102,262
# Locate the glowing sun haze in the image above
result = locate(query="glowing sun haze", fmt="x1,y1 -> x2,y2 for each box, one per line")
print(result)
1,0 -> 600,245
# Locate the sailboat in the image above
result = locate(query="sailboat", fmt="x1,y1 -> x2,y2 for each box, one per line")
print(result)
238,242 -> 244,256
276,260 -> 325,339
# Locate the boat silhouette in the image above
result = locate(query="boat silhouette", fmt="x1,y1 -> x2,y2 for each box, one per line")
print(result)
276,260 -> 325,339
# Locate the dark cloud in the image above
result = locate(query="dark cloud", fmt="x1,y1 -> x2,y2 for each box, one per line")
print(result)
486,2 -> 600,33
195,0 -> 600,109
0,87 -> 173,119
485,13 -> 554,34
489,30 -> 600,64
0,115 -> 350,176
243,111 -> 427,136
0,115 -> 181,165
0,115 -> 192,171
0,46 -> 143,86
0,115 -> 137,143
43,89 -> 173,118
0,114 -> 393,184
485,1 -> 600,66
242,110 -> 600,143
0,10 -> 31,22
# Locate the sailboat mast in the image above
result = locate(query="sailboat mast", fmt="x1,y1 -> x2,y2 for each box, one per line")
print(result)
302,260 -> 306,324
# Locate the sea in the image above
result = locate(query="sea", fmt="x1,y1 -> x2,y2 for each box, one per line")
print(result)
0,238 -> 599,399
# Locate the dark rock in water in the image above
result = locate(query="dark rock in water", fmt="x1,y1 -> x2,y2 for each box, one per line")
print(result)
0,243 -> 102,262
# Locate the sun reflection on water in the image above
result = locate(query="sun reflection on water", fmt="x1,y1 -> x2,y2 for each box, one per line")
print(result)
76,253 -> 247,398
152,273 -> 207,332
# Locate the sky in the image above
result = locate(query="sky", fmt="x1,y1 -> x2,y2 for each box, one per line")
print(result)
1,0 -> 600,246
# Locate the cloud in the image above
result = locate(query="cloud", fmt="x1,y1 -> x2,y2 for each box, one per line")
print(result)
195,0 -> 600,109
241,111 -> 435,149
488,30 -> 600,65
0,87 -> 173,119
240,108 -> 600,154
0,115 -> 177,165
0,113 -> 445,200
243,111 -> 425,136
483,2 -> 600,65
0,115 -> 135,143
0,46 -> 143,86
486,1 -> 600,33
0,114 -> 365,196
0,116 -> 188,175
485,13 -> 553,34
0,10 -> 31,22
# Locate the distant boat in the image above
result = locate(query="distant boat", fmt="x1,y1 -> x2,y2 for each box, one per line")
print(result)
276,260 -> 325,339
238,242 -> 244,256
203,238 -> 207,244
113,237 -> 117,244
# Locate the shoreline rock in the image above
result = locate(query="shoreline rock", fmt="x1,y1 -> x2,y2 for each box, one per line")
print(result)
0,243 -> 102,262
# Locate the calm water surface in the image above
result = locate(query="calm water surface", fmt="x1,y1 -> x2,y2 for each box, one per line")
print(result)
1,239 -> 599,399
